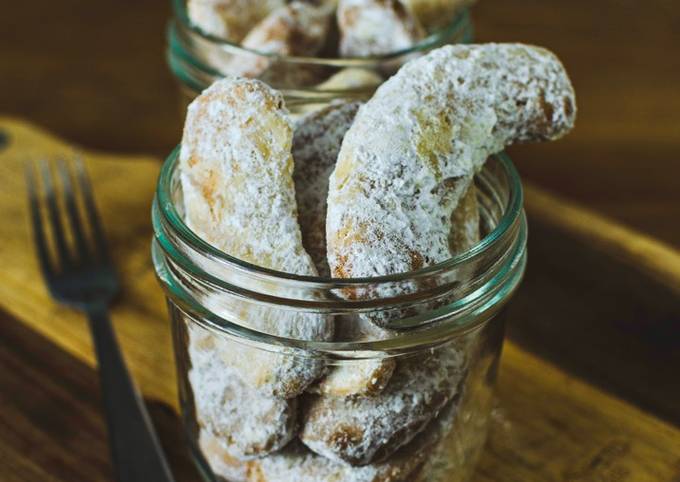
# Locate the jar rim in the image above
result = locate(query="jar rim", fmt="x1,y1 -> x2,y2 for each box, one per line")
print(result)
154,146 -> 524,286
173,0 -> 473,65
152,147 -> 527,354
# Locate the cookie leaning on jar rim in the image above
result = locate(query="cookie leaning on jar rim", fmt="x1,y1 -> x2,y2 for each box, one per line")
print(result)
161,42 -> 576,481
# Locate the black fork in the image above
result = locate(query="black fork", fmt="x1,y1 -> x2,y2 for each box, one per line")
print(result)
26,158 -> 175,482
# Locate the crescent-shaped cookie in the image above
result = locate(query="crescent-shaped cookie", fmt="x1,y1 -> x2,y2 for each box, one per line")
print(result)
300,344 -> 466,465
327,43 -> 575,281
293,100 -> 363,276
200,397 -> 460,481
221,2 -> 331,80
293,97 -> 480,398
314,180 -> 479,399
187,0 -> 285,42
337,0 -> 424,57
180,78 -> 333,397
188,325 -> 298,459
292,100 -> 401,397
310,316 -> 397,397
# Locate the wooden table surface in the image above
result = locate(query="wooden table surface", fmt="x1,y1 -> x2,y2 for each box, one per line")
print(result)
1,117 -> 679,481
0,1 -> 679,481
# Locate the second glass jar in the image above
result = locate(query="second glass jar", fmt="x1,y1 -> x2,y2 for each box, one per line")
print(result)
166,0 -> 474,115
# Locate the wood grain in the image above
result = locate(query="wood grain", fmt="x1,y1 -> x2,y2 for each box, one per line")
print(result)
0,117 -> 175,407
509,187 -> 680,425
0,308 -> 200,482
476,343 -> 680,482
475,0 -> 680,247
0,118 -> 678,481
524,185 -> 680,295
517,185 -> 680,424
1,0 -> 678,247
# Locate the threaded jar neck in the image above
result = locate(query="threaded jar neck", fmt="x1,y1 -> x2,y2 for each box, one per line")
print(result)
152,148 -> 526,356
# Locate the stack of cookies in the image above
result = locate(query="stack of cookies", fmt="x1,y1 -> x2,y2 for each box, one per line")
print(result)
184,0 -> 474,89
188,0 -> 475,55
178,43 -> 576,481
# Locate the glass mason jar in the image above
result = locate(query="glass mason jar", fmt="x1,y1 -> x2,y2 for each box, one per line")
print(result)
152,147 -> 527,482
166,0 -> 474,115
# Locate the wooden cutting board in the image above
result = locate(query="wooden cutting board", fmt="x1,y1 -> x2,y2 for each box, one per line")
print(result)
0,117 -> 678,482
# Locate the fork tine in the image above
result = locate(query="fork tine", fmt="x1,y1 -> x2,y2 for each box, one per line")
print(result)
40,159 -> 72,268
75,157 -> 110,263
25,162 -> 55,278
57,159 -> 90,260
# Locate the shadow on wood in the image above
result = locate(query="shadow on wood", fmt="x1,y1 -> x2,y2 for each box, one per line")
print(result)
0,312 -> 200,482
508,187 -> 680,426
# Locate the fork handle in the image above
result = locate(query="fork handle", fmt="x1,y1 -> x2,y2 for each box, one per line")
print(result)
86,302 -> 175,482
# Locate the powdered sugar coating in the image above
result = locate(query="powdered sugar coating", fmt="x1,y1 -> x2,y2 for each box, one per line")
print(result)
327,43 -> 576,281
293,100 -> 363,276
300,345 -> 466,465
180,78 -> 313,274
199,292 -> 331,397
180,78 -> 333,397
292,101 -> 401,397
337,0 -> 424,57
312,317 -> 397,397
313,357 -> 396,397
222,2 -> 331,79
188,325 -> 297,459
449,183 -> 480,253
200,398 -> 459,481
187,0 -> 285,42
